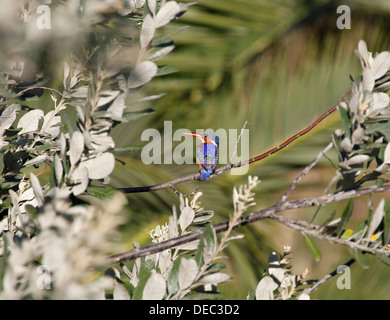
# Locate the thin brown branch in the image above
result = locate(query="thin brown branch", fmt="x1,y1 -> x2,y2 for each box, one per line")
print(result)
108,183 -> 390,265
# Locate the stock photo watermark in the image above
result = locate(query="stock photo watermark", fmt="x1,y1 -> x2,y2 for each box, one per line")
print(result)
336,5 -> 351,30
336,264 -> 351,290
36,5 -> 51,30
140,121 -> 250,176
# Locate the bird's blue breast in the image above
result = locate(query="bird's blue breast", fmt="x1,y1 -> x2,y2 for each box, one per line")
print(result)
197,143 -> 218,180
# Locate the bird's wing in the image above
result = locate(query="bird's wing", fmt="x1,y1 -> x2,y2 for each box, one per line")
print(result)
197,143 -> 218,171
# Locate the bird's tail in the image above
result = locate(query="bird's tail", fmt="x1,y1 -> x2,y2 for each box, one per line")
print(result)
200,168 -> 213,181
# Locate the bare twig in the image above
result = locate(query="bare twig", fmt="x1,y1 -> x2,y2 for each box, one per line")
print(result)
170,185 -> 199,198
226,120 -> 248,167
280,142 -> 334,203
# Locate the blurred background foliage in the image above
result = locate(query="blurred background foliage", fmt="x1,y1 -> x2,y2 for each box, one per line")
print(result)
10,0 -> 389,299
109,0 -> 390,299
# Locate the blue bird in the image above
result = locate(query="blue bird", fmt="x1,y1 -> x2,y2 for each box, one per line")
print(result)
184,131 -> 219,181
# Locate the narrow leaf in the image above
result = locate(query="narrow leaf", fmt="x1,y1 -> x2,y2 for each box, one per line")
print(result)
336,199 -> 354,237
384,200 -> 390,245
122,108 -> 155,122
303,234 -> 321,262
30,173 -> 44,206
367,199 -> 385,240
338,105 -> 351,139
69,131 -> 84,167
140,14 -> 155,48
155,1 -> 181,28
198,272 -> 231,285
86,185 -> 117,200
54,154 -> 63,186
112,145 -> 143,152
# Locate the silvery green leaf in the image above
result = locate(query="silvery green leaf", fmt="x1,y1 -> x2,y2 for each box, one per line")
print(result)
351,127 -> 366,145
127,61 -> 158,89
369,92 -> 390,115
198,272 -> 231,285
76,106 -> 85,123
0,104 -> 19,133
79,152 -> 115,179
297,293 -> 310,300
63,62 -> 70,90
17,109 -> 44,135
24,155 -> 48,167
384,142 -> 390,164
193,210 -> 214,224
42,110 -> 61,138
179,206 -> 195,232
147,0 -> 156,16
120,263 -> 132,280
356,40 -> 371,69
147,45 -> 174,61
107,93 -> 126,120
346,154 -> 369,165
97,90 -> 120,108
71,166 -> 89,196
155,1 -> 181,28
158,250 -> 172,274
19,187 -> 35,202
367,199 -> 385,240
54,154 -> 63,186
268,252 -> 284,283
376,80 -> 390,92
59,133 -> 66,157
135,93 -> 166,104
89,132 -> 115,153
371,51 -> 390,80
113,281 -> 130,300
69,131 -> 84,167
340,137 -> 353,153
142,270 -> 166,300
362,68 -> 375,92
349,83 -> 359,115
178,258 -> 198,290
168,206 -> 179,239
174,239 -> 199,251
30,173 -> 44,206
280,274 -> 294,288
232,186 -> 239,205
71,85 -> 88,98
140,14 -> 155,48
9,189 -> 19,207
255,276 -> 278,300
111,267 -> 121,279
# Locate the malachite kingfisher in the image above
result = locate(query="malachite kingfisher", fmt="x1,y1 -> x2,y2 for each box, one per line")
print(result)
184,131 -> 219,181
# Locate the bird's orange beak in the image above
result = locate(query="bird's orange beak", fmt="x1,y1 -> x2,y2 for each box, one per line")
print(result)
184,132 -> 203,138
184,132 -> 205,143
